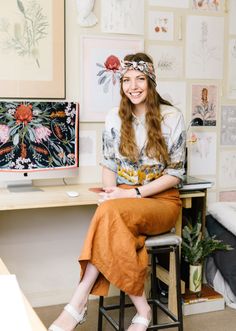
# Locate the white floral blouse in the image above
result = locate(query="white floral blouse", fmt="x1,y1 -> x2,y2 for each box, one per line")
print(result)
101,105 -> 186,185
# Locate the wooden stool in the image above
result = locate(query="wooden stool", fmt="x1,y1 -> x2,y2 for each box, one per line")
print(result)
97,232 -> 183,331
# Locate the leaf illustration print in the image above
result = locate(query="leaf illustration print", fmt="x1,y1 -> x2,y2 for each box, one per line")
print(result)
0,0 -> 49,68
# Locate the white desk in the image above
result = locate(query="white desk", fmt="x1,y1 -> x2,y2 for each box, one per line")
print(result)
0,183 -> 207,316
0,258 -> 47,331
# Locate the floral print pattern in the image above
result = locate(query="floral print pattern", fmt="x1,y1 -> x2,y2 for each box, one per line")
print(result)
0,102 -> 78,171
101,106 -> 186,185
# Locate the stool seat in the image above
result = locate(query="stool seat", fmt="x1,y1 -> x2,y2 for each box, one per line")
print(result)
145,233 -> 182,247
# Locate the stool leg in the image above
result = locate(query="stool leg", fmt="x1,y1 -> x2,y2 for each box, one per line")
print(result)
97,296 -> 104,331
118,291 -> 126,331
151,251 -> 158,327
175,246 -> 183,331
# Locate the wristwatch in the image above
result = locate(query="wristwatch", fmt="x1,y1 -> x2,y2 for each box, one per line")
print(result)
134,187 -> 142,198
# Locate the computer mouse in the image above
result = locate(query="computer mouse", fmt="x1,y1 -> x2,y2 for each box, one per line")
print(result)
66,191 -> 79,197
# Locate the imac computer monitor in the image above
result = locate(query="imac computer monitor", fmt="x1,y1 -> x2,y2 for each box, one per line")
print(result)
0,101 -> 79,191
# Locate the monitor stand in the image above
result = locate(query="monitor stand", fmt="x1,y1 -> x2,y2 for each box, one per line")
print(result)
7,180 -> 43,193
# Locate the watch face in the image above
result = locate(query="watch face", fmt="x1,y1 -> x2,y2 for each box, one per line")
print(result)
135,187 -> 142,198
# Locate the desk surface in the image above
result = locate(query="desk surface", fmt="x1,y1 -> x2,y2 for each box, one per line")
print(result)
0,259 -> 47,331
0,183 -> 206,211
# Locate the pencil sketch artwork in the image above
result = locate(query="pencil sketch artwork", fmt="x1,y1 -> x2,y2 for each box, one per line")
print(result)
191,84 -> 217,126
148,11 -> 174,41
228,39 -> 236,99
148,45 -> 183,79
79,130 -> 97,166
219,151 -> 236,188
149,0 -> 189,8
101,0 -> 144,35
157,81 -> 186,121
186,16 -> 224,79
221,106 -> 236,145
0,0 -> 49,69
219,190 -> 236,202
192,0 -> 220,11
229,0 -> 236,34
189,132 -> 216,176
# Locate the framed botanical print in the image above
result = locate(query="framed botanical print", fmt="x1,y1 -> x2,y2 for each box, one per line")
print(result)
80,35 -> 144,122
0,0 -> 65,99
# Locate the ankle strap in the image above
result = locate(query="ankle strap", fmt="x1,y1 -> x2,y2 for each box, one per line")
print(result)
64,304 -> 86,323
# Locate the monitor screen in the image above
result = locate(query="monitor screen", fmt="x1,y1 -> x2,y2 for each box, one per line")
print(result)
0,101 -> 79,189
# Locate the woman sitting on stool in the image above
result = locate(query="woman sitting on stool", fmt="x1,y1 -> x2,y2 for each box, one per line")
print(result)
49,52 -> 186,331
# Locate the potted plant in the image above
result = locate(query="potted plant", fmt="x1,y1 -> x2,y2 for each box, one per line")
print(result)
182,213 -> 232,294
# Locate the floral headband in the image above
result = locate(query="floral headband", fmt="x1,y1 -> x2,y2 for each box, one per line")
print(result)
119,60 -> 157,84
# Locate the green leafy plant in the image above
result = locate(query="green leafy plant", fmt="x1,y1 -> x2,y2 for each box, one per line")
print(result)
182,212 -> 232,266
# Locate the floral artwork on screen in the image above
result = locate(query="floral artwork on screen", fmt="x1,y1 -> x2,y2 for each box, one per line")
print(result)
0,102 -> 79,171
191,84 -> 217,126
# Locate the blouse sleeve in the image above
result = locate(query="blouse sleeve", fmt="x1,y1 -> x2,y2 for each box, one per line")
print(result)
163,109 -> 186,182
100,109 -> 119,173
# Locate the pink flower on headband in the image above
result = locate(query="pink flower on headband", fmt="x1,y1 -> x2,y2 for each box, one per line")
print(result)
96,55 -> 121,93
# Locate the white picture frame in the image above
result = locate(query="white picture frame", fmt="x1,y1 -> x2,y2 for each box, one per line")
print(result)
149,0 -> 188,8
148,11 -> 174,41
185,16 -> 224,79
80,35 -> 144,122
148,45 -> 183,79
101,0 -> 144,35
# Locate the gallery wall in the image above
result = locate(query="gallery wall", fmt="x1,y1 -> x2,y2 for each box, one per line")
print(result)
75,0 -> 236,203
0,0 -> 235,309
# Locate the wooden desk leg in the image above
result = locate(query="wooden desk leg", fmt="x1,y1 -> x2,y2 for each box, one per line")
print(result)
168,208 -> 182,316
168,251 -> 177,316
175,208 -> 182,237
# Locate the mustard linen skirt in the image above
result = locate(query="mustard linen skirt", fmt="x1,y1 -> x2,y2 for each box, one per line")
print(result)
79,187 -> 181,297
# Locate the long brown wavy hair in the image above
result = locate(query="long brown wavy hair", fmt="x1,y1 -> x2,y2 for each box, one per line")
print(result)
119,52 -> 171,164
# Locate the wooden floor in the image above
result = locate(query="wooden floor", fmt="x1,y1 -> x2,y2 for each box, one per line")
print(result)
35,296 -> 236,331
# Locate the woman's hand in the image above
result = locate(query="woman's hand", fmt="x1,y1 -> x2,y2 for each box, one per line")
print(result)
98,186 -> 135,202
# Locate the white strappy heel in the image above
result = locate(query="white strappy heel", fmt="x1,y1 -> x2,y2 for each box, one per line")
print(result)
48,304 -> 87,331
127,313 -> 151,330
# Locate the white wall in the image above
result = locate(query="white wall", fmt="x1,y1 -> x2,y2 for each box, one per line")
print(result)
0,206 -> 97,306
0,0 -> 236,308
0,1 -> 104,307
